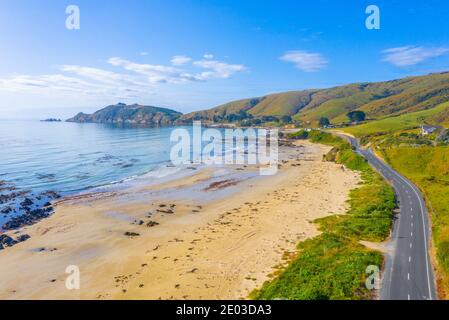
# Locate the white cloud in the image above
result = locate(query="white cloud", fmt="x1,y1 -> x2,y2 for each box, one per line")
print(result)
193,59 -> 246,79
139,51 -> 149,56
382,46 -> 449,67
171,55 -> 191,66
280,50 -> 328,72
0,55 -> 246,100
61,65 -> 147,87
203,54 -> 214,59
108,57 -> 201,84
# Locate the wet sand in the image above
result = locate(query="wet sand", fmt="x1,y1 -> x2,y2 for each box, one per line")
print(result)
0,141 -> 360,299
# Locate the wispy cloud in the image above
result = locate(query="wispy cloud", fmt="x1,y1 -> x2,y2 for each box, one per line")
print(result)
139,51 -> 149,56
193,59 -> 246,80
382,46 -> 449,67
107,57 -> 197,84
203,53 -> 214,59
280,50 -> 328,72
171,55 -> 191,66
0,55 -> 246,99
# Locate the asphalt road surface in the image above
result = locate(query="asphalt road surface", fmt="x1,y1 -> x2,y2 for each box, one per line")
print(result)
342,135 -> 436,300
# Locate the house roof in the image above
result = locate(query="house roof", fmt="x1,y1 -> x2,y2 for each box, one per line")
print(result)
422,125 -> 438,132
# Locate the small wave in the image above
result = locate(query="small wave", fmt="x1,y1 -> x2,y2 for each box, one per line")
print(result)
86,161 -> 193,192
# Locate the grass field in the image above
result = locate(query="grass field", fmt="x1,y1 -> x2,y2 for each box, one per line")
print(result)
381,147 -> 449,298
252,131 -> 395,300
343,102 -> 449,137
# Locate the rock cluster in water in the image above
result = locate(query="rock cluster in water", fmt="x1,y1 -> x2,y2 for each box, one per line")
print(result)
0,180 -> 61,250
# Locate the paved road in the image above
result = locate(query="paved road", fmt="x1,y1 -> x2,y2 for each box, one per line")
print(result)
342,135 -> 436,300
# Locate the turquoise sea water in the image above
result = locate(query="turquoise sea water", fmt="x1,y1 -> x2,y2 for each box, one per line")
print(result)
0,120 -> 184,195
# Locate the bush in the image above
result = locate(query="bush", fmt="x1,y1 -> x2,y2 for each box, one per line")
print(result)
288,130 -> 309,139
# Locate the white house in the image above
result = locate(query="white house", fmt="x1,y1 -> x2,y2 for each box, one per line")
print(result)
421,125 -> 438,135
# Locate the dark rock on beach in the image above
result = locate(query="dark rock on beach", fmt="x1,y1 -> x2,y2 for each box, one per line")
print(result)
16,234 -> 31,242
2,207 -> 53,230
0,180 -> 60,252
124,232 -> 140,237
0,233 -> 31,251
0,234 -> 17,248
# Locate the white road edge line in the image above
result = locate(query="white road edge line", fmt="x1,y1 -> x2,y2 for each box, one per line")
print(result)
370,150 -> 433,300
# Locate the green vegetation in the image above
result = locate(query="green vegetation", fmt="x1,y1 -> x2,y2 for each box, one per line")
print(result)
319,117 -> 331,127
181,72 -> 449,127
347,111 -> 366,123
287,129 -> 310,140
380,147 -> 449,298
252,132 -> 395,300
344,102 -> 449,137
340,103 -> 449,298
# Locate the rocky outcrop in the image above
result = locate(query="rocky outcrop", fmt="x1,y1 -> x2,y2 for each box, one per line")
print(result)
66,103 -> 182,126
0,233 -> 30,251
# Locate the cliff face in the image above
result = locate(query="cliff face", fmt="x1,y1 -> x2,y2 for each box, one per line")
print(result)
66,103 -> 182,126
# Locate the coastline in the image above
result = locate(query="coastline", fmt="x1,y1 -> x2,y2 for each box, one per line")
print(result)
0,140 -> 360,300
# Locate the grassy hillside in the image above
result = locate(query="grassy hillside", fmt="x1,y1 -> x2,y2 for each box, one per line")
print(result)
252,132 -> 395,300
343,102 -> 449,137
180,72 -> 449,126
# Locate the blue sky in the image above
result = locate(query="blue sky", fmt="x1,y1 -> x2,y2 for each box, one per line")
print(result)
1,0 -> 449,119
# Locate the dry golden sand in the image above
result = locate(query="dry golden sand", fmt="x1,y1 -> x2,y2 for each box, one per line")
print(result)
0,141 -> 360,300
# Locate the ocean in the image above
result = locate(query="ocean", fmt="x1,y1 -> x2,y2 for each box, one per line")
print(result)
0,120 -> 276,230
0,120 -> 194,229
0,120 -> 184,194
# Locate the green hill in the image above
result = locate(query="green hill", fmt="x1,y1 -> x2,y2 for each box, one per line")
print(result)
67,103 -> 182,126
180,72 -> 449,126
344,102 -> 449,137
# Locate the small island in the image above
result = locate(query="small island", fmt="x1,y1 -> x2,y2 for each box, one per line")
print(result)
40,118 -> 62,122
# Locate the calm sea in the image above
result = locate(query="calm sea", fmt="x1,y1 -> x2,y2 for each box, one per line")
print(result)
0,120 -> 185,195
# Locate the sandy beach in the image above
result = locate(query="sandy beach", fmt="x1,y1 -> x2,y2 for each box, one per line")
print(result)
0,141 -> 360,300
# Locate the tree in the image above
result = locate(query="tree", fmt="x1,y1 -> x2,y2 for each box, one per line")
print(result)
347,111 -> 366,122
281,115 -> 293,124
319,117 -> 330,127
288,130 -> 309,140
262,115 -> 279,122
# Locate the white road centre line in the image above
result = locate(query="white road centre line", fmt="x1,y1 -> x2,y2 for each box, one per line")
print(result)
409,256 -> 412,263
410,243 -> 413,248
408,273 -> 410,280
356,144 -> 433,299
